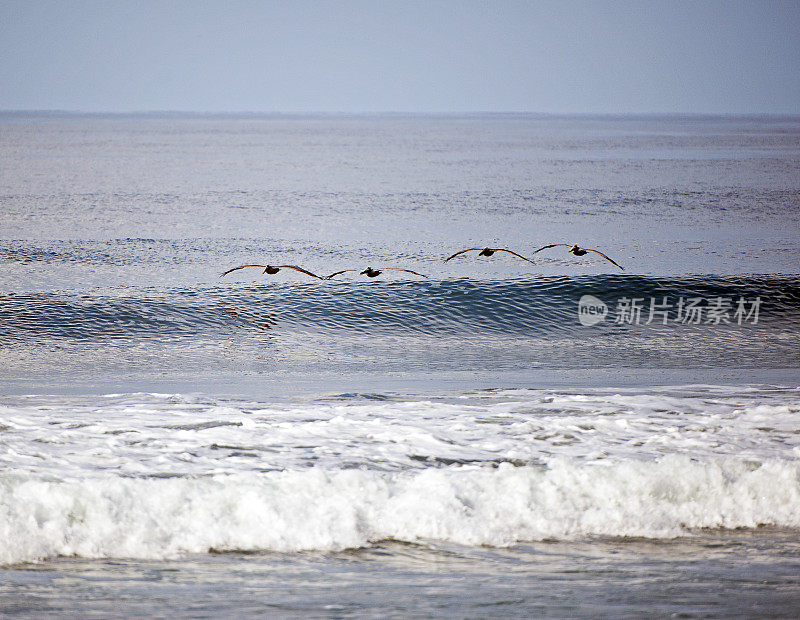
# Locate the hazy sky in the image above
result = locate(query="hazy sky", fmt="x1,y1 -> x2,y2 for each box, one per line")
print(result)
1,0 -> 799,113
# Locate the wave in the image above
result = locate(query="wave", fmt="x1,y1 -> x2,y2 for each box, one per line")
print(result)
3,456 -> 799,565
2,274 -> 798,342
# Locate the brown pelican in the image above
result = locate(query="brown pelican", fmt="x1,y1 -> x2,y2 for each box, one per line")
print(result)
220,264 -> 322,278
444,247 -> 535,263
533,244 -> 624,270
325,267 -> 428,279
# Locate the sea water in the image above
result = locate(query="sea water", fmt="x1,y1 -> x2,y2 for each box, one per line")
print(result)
1,113 -> 799,616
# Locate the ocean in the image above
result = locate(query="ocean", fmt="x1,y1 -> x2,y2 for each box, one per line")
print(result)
1,112 -> 799,616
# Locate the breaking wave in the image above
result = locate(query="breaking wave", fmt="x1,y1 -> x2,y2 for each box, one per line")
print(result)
3,456 -> 799,565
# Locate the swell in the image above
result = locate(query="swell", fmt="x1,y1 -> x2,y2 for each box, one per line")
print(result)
1,275 -> 798,342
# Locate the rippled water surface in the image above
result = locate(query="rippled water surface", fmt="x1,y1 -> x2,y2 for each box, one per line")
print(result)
1,113 -> 799,615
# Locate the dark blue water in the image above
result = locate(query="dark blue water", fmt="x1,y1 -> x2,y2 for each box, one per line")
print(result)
1,275 -> 798,377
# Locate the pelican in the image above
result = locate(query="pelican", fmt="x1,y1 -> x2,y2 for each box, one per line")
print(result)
326,267 -> 428,279
533,244 -> 624,270
220,264 -> 322,278
444,247 -> 535,263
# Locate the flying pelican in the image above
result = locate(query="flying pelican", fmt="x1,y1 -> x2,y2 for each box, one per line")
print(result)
444,247 -> 535,263
532,244 -> 624,270
220,264 -> 322,279
325,267 -> 428,279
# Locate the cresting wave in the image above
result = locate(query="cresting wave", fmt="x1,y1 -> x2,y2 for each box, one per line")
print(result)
2,456 -> 799,566
2,274 -> 799,341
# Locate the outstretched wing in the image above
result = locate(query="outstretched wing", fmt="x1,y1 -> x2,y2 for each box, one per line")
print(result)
532,244 -> 570,254
324,269 -> 359,279
220,264 -> 267,277
586,250 -> 624,271
493,248 -> 536,264
382,268 -> 428,278
276,265 -> 322,279
444,248 -> 483,262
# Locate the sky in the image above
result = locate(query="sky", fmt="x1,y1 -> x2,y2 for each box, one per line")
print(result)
1,0 -> 799,114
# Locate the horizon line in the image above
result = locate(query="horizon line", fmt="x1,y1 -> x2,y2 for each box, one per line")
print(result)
2,109 -> 800,119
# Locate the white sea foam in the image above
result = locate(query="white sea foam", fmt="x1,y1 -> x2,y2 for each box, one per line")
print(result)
1,456 -> 799,566
2,387 -> 798,478
1,386 -> 799,565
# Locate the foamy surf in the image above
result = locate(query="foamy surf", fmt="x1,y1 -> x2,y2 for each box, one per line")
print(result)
2,385 -> 799,565
2,456 -> 799,565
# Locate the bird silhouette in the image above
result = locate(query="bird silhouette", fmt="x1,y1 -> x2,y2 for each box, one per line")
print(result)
325,267 -> 428,279
220,264 -> 322,278
444,247 -> 535,263
532,244 -> 624,270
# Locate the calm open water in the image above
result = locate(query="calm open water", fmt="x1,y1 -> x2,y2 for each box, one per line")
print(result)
1,113 -> 799,617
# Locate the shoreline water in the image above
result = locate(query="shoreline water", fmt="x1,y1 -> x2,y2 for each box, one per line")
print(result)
3,532 -> 799,617
3,368 -> 798,398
